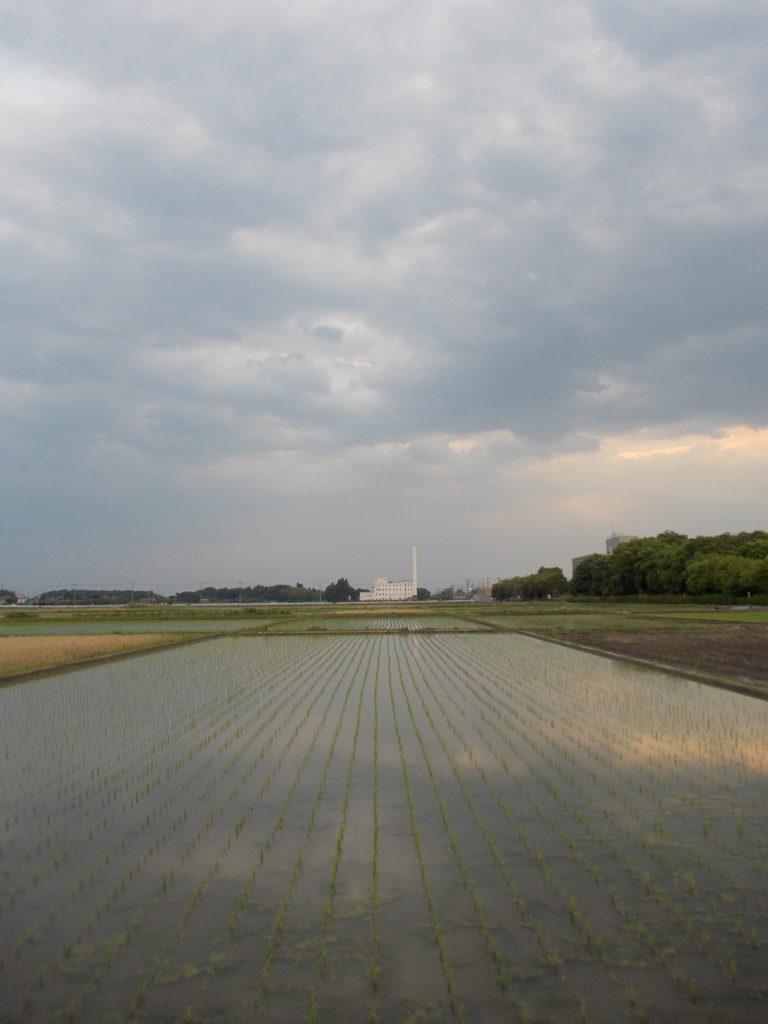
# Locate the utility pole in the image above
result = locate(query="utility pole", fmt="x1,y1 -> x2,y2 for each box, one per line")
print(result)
238,581 -> 243,604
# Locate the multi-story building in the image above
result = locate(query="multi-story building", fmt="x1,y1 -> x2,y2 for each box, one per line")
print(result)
359,577 -> 417,602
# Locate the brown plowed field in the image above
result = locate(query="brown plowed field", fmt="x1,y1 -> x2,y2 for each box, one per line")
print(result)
561,625 -> 768,693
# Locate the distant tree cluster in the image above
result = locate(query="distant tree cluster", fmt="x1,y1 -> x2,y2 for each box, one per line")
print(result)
36,589 -> 161,605
322,578 -> 360,603
492,566 -> 569,601
33,584 -> 324,605
571,531 -> 768,599
171,584 -> 322,603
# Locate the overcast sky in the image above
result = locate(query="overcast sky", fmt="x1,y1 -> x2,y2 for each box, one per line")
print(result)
2,0 -> 767,596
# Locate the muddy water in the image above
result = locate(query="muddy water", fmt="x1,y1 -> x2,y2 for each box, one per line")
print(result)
0,633 -> 766,1023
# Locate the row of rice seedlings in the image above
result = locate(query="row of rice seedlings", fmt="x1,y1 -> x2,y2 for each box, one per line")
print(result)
0,643 -> 257,827
0,646 -> 284,888
492,646 -> 755,860
2,630 -> 321,839
159,640 -> 371,1022
432,645 -> 718,998
459,640 -> 768,958
2,659 -> 290,904
252,656 -> 367,1010
470,726 -> 702,1010
117,642 -> 363,1021
0,646 -> 252,812
5,640 -> 351,1018
444,651 -> 716,1019
412,651 -> 634,908
3,636 -> 331,826
404,638 -> 604,1020
386,652 -> 462,1021
368,642 -> 382,1023
477,633 -> 767,855
315,643 -> 370,976
440,633 -> 759,906
473,709 -> 757,1003
391,641 -> 533,1022
428,635 -> 765,1011
4,644 -> 321,988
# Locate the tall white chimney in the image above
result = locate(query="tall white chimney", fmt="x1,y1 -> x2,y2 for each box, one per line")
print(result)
412,545 -> 418,597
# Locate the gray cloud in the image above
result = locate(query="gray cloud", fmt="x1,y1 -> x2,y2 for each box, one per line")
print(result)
1,0 -> 767,590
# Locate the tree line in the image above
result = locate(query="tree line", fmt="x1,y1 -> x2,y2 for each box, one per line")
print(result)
171,583 -> 324,603
570,530 -> 768,599
27,579 -> 429,605
491,531 -> 768,602
33,584 -> 324,605
491,567 -> 569,601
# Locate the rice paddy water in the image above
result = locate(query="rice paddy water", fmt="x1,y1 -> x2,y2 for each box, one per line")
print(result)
1,632 -> 767,1023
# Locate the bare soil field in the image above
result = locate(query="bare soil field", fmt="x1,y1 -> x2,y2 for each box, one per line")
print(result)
0,633 -> 188,679
558,625 -> 768,694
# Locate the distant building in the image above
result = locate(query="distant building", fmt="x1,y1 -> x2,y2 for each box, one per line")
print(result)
359,577 -> 417,602
606,532 -> 637,554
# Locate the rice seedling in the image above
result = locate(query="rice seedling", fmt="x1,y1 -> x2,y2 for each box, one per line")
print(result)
387,667 -> 460,1019
254,666 -> 362,1003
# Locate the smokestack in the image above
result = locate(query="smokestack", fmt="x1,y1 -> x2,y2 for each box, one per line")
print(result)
412,545 -> 418,598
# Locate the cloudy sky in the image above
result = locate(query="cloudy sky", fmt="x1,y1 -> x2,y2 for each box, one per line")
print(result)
2,0 -> 767,596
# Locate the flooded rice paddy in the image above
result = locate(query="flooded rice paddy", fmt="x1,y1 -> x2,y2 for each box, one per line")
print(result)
270,616 -> 489,632
1,633 -> 767,1023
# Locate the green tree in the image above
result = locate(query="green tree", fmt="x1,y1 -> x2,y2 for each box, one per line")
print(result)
570,555 -> 613,596
493,566 -> 568,600
323,578 -> 360,603
685,556 -> 722,595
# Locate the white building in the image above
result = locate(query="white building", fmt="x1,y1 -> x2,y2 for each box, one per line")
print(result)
359,577 -> 417,602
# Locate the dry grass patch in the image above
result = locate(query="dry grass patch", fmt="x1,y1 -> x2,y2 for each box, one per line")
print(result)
0,634 -> 187,678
